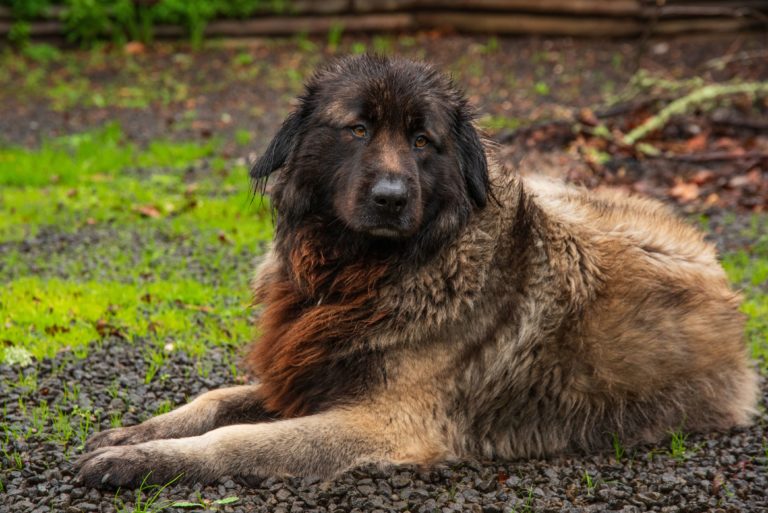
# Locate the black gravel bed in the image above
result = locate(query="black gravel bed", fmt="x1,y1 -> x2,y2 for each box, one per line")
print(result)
1,340 -> 767,513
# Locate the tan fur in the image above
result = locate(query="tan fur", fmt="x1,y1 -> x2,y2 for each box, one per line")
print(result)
77,55 -> 757,487
78,157 -> 757,488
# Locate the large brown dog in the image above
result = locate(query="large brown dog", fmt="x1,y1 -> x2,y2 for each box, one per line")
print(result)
78,55 -> 757,489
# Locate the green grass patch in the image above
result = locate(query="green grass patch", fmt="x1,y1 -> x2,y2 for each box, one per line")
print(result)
720,214 -> 768,371
0,276 -> 252,363
477,115 -> 524,132
0,121 -> 270,364
0,122 -> 217,187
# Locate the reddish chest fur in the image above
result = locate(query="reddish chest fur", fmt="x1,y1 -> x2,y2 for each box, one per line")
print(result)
245,235 -> 390,417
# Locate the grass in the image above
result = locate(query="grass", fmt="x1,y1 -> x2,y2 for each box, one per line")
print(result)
509,486 -> 534,513
669,430 -> 690,461
0,122 -> 216,187
113,473 -> 183,513
612,433 -> 625,462
0,122 -> 272,369
720,215 -> 768,371
0,122 -> 271,490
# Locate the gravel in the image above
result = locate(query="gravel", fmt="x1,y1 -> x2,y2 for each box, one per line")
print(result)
2,339 -> 766,513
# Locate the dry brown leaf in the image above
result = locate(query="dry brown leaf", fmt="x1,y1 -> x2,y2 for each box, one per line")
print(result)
134,205 -> 162,218
124,41 -> 145,55
684,132 -> 708,153
691,170 -> 715,185
669,181 -> 700,202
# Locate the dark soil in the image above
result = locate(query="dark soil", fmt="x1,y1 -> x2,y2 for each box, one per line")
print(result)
2,338 -> 766,513
2,32 -> 768,513
2,32 -> 766,211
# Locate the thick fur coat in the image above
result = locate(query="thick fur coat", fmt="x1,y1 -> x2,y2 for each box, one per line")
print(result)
77,55 -> 757,488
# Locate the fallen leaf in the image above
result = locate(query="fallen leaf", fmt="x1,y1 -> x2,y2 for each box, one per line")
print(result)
134,205 -> 162,218
577,108 -> 598,127
94,319 -> 125,339
669,181 -> 700,202
44,325 -> 70,335
124,41 -> 145,55
684,132 -> 708,152
705,193 -> 720,206
174,300 -> 214,313
690,170 -> 715,185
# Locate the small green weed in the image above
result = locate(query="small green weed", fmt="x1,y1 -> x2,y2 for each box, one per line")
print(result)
107,379 -> 121,400
583,470 -> 595,495
30,400 -> 49,434
51,406 -> 74,444
372,35 -> 392,54
534,81 -> 551,96
669,430 -> 689,460
234,129 -> 251,146
110,411 -> 123,429
612,432 -> 625,462
510,486 -> 534,513
478,115 -> 523,132
326,22 -> 344,52
2,450 -> 24,470
172,496 -> 240,509
114,472 -> 182,513
144,348 -> 167,384
351,41 -> 367,54
479,36 -> 499,54
154,400 -> 174,416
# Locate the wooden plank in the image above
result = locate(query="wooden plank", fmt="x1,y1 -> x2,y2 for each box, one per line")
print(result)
353,0 -> 642,15
415,12 -> 643,36
654,17 -> 764,33
203,14 -> 415,37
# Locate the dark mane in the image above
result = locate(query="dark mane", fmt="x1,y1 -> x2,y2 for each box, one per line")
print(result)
244,228 -> 391,417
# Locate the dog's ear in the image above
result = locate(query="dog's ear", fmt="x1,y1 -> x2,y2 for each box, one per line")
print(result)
453,116 -> 489,208
250,110 -> 304,191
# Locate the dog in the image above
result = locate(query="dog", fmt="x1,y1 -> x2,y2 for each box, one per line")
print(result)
77,55 -> 758,489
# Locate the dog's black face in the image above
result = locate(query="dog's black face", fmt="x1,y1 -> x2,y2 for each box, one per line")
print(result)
252,55 -> 488,256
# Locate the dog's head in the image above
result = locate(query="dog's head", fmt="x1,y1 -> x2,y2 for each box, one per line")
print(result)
252,55 -> 488,250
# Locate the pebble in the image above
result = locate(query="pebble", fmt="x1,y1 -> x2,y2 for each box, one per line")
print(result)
1,339 -> 767,513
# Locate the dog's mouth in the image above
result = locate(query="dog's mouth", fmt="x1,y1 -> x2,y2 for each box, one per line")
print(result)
356,216 -> 415,239
366,226 -> 406,238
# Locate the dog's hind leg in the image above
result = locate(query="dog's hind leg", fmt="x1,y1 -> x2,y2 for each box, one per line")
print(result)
84,385 -> 274,451
77,404 -> 446,489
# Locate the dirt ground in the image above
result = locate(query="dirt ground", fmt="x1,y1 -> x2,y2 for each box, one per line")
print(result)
1,31 -> 767,513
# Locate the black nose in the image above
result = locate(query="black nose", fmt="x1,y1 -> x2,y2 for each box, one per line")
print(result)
371,177 -> 408,214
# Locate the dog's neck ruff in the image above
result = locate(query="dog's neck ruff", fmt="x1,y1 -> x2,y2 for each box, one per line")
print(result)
246,174 -> 524,418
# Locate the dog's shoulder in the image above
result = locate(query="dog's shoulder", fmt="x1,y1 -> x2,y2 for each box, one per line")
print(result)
521,173 -> 720,271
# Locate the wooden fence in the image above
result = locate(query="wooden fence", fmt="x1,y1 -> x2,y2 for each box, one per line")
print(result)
1,1 -> 766,40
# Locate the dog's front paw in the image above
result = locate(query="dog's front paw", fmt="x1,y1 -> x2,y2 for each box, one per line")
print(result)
85,424 -> 156,452
76,445 -> 183,489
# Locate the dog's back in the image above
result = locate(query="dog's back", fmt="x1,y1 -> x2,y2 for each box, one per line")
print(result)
452,171 -> 758,458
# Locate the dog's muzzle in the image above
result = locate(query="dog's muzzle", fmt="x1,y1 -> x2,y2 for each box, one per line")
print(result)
363,176 -> 412,237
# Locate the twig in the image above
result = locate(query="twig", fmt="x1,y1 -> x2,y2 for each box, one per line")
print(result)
622,82 -> 768,146
650,151 -> 768,163
705,50 -> 768,70
712,118 -> 768,131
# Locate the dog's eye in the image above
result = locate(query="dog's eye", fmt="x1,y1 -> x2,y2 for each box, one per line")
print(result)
414,135 -> 429,148
350,125 -> 367,138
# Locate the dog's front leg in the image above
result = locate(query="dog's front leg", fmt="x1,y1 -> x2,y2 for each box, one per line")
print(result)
85,385 -> 274,451
77,406 -> 445,489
